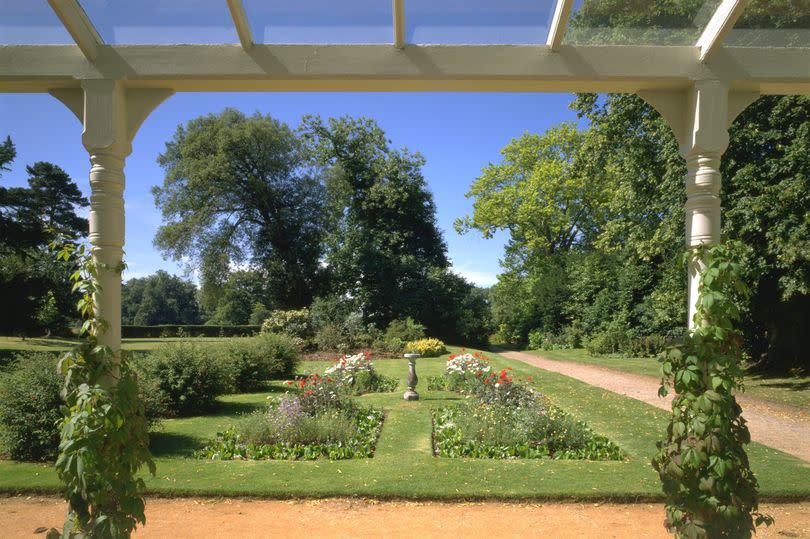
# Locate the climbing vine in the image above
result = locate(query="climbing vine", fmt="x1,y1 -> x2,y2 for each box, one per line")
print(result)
653,241 -> 772,538
48,240 -> 154,539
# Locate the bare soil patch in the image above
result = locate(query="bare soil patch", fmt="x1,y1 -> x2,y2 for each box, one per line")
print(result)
2,497 -> 809,538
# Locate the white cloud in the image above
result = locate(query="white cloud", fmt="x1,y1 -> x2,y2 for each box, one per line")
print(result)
451,265 -> 498,288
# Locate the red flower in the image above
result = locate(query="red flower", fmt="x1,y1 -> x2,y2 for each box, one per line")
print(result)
285,380 -> 293,385
527,375 -> 533,382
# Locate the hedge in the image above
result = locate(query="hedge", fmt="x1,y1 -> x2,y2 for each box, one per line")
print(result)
122,325 -> 261,338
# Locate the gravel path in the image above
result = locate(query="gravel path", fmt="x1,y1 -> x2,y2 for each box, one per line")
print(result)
499,350 -> 810,463
2,497 -> 809,538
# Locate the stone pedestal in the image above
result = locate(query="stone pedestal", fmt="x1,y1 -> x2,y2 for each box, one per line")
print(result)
403,353 -> 420,401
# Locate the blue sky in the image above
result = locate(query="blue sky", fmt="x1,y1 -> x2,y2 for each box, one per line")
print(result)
0,91 -> 582,286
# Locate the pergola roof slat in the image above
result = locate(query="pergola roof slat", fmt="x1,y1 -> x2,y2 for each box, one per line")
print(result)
546,0 -> 574,51
227,0 -> 254,51
696,0 -> 748,63
47,0 -> 104,62
393,0 -> 406,49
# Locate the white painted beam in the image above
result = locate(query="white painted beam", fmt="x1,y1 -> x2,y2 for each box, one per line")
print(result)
546,0 -> 574,51
393,0 -> 406,49
696,0 -> 748,63
47,0 -> 104,62
227,0 -> 254,51
1,45 -> 808,96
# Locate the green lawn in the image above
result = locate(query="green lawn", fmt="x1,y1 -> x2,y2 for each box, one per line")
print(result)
530,348 -> 810,410
1,346 -> 808,500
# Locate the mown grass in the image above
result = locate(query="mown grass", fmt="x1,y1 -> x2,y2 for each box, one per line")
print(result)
1,346 -> 808,500
530,348 -> 810,410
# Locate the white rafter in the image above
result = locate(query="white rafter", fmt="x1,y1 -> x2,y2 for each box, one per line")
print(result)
393,0 -> 406,48
47,0 -> 103,62
227,0 -> 254,51
2,45 -> 808,96
546,0 -> 574,51
696,0 -> 748,62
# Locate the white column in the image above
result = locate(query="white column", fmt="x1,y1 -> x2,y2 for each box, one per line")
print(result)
639,82 -> 758,329
82,80 -> 131,369
682,80 -> 729,327
52,82 -> 173,377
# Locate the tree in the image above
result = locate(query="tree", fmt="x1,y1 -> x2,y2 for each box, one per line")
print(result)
0,137 -> 44,253
302,115 -> 450,328
457,123 -> 612,257
458,123 -> 616,342
25,162 -> 88,238
205,270 -> 268,325
153,109 -> 328,309
722,96 -> 810,369
0,141 -> 88,335
121,271 -> 201,326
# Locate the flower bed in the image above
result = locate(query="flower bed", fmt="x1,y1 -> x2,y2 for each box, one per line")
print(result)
430,352 -> 622,461
197,353 -> 393,461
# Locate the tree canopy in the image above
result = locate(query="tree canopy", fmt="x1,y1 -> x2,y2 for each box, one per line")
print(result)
0,138 -> 88,335
121,271 -> 201,326
302,115 -> 450,328
153,109 -> 328,310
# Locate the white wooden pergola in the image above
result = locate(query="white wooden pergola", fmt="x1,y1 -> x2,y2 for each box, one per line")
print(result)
1,0 -> 809,361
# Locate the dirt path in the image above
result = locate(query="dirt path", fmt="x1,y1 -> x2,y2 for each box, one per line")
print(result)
499,350 -> 810,463
2,497 -> 809,538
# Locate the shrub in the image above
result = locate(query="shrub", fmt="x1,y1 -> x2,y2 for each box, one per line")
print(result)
383,318 -> 425,352
0,352 -> 62,461
137,342 -> 232,417
623,334 -> 668,357
261,309 -> 311,340
405,337 -> 447,357
222,333 -> 300,392
314,323 -> 352,353
529,325 -> 584,351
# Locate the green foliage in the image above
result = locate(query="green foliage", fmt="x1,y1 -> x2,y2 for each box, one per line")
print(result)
404,337 -> 447,357
121,270 -> 200,325
203,270 -> 269,325
0,149 -> 89,336
382,317 -> 425,352
0,352 -> 62,461
260,308 -> 312,339
222,333 -> 300,392
154,109 -> 328,310
302,115 -> 450,329
456,123 -> 613,255
653,242 -> 772,538
137,341 -> 232,417
50,240 -> 153,538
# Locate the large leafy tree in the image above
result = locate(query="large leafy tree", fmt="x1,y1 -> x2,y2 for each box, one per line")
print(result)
121,270 -> 201,326
153,109 -> 328,309
302,115 -> 449,327
457,123 -> 617,341
722,96 -> 810,369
